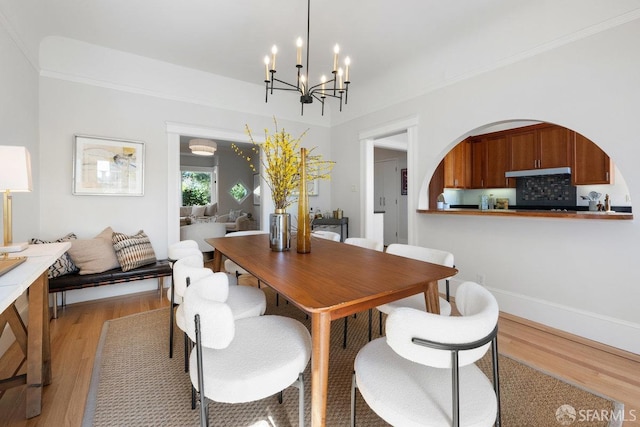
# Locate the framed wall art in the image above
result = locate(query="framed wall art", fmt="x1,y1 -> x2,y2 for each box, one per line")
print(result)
73,135 -> 145,196
401,168 -> 407,195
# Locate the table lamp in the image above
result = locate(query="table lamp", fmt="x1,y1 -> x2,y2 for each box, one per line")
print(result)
0,146 -> 33,253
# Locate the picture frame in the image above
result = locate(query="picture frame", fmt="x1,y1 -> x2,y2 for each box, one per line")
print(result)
253,173 -> 261,205
73,135 -> 145,196
401,168 -> 407,195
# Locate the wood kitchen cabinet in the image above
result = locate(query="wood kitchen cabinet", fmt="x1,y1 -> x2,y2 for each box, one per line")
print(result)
509,124 -> 571,171
469,135 -> 512,189
444,139 -> 470,188
572,131 -> 612,185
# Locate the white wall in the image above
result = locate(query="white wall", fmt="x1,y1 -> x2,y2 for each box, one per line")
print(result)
331,20 -> 640,353
0,18 -> 39,356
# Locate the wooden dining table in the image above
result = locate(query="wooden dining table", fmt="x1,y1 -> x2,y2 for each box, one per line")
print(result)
207,234 -> 458,427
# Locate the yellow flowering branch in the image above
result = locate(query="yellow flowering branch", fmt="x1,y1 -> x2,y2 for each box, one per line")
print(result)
231,118 -> 334,211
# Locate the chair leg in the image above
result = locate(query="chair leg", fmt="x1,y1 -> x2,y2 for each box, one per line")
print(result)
492,336 -> 501,427
350,372 -> 357,427
379,311 -> 383,335
169,283 -> 175,358
446,278 -> 450,302
276,293 -> 279,306
191,385 -> 196,410
278,390 -> 283,404
184,332 -> 190,372
343,317 -> 348,349
297,373 -> 305,427
368,309 -> 372,341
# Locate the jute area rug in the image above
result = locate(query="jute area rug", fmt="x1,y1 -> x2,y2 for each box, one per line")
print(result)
83,287 -> 621,426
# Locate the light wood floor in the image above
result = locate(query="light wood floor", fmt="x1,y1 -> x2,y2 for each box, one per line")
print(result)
1,285 -> 639,426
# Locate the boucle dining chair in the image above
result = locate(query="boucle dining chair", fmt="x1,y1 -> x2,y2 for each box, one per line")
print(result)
342,237 -> 384,348
167,241 -> 203,358
376,243 -> 454,336
183,273 -> 312,427
173,255 -> 267,372
222,230 -> 269,285
312,230 -> 341,241
351,281 -> 501,427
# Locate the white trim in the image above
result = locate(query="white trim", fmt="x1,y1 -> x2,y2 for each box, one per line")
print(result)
0,9 -> 38,71
359,116 -> 418,242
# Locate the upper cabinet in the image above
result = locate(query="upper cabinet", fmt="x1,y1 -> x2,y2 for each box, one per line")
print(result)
444,139 -> 470,188
509,124 -> 571,171
468,134 -> 511,189
441,123 -> 612,191
572,131 -> 612,185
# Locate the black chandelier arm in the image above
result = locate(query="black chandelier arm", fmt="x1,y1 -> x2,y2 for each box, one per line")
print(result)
270,75 -> 302,92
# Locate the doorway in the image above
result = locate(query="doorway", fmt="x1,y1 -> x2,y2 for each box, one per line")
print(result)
359,116 -> 417,244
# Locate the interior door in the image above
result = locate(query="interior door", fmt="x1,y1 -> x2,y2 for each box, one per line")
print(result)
375,159 -> 399,246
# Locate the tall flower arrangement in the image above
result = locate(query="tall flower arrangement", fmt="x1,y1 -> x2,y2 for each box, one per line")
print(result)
232,119 -> 334,211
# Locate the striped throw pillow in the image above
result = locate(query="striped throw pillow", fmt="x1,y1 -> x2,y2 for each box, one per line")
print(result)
112,230 -> 157,272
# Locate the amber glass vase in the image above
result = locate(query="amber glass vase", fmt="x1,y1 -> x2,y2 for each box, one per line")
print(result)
297,148 -> 311,253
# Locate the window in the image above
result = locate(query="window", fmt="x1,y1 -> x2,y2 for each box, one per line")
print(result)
229,180 -> 250,204
181,170 -> 213,206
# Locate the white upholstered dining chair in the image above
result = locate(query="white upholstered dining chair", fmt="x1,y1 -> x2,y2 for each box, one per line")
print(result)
173,254 -> 267,373
351,281 -> 501,427
342,237 -> 384,348
222,230 -> 269,284
167,241 -> 202,358
376,243 -> 454,336
312,230 -> 341,241
183,272 -> 312,427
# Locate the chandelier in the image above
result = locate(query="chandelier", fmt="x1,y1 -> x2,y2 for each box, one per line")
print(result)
263,0 -> 351,115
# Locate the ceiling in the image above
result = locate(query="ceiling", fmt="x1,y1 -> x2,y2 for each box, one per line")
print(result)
3,0 -> 640,95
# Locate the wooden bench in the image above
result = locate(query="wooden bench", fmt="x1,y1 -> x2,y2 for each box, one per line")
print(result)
48,260 -> 171,318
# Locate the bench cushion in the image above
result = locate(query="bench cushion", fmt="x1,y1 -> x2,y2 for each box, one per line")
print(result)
49,260 -> 171,293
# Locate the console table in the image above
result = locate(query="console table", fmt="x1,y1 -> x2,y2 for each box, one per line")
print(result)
0,242 -> 70,418
311,217 -> 348,242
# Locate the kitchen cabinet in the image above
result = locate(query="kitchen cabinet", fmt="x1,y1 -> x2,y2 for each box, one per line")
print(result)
509,124 -> 571,171
572,132 -> 612,185
444,139 -> 470,188
469,135 -> 512,189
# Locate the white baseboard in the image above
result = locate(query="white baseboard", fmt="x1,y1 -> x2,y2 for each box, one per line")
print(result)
488,286 -> 640,355
443,279 -> 640,355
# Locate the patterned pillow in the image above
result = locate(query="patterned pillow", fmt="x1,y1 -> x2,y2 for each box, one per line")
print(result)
29,233 -> 79,278
112,230 -> 157,272
228,209 -> 243,221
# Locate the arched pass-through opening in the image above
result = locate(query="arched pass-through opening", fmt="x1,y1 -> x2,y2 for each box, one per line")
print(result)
425,120 -> 632,215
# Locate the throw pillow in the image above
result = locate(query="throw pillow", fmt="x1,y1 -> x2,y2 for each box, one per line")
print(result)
228,209 -> 243,221
29,233 -> 79,278
192,205 -> 206,217
112,230 -> 157,272
204,203 -> 217,216
67,227 -> 120,275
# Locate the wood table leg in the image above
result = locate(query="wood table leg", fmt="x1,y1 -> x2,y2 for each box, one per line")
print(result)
424,280 -> 441,315
25,272 -> 50,418
311,311 -> 331,427
212,249 -> 222,272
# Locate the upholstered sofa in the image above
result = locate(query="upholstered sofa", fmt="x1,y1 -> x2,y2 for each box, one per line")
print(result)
180,203 -> 217,226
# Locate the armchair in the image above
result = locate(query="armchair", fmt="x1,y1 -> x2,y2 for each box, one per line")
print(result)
215,212 -> 249,232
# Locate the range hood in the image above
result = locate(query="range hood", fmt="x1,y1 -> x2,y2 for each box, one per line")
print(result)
505,167 -> 571,178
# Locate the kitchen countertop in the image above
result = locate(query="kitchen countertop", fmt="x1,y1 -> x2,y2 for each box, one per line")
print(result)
418,208 -> 633,220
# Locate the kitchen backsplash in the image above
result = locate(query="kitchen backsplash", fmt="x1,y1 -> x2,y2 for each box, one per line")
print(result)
516,174 -> 576,207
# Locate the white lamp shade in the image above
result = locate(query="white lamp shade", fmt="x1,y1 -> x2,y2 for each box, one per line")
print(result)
0,146 -> 33,192
189,139 -> 217,156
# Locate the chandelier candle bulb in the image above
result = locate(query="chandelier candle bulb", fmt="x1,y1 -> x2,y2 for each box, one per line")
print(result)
271,45 -> 277,71
321,75 -> 326,95
296,37 -> 303,66
338,68 -> 344,90
264,56 -> 270,81
333,44 -> 339,71
344,57 -> 350,82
